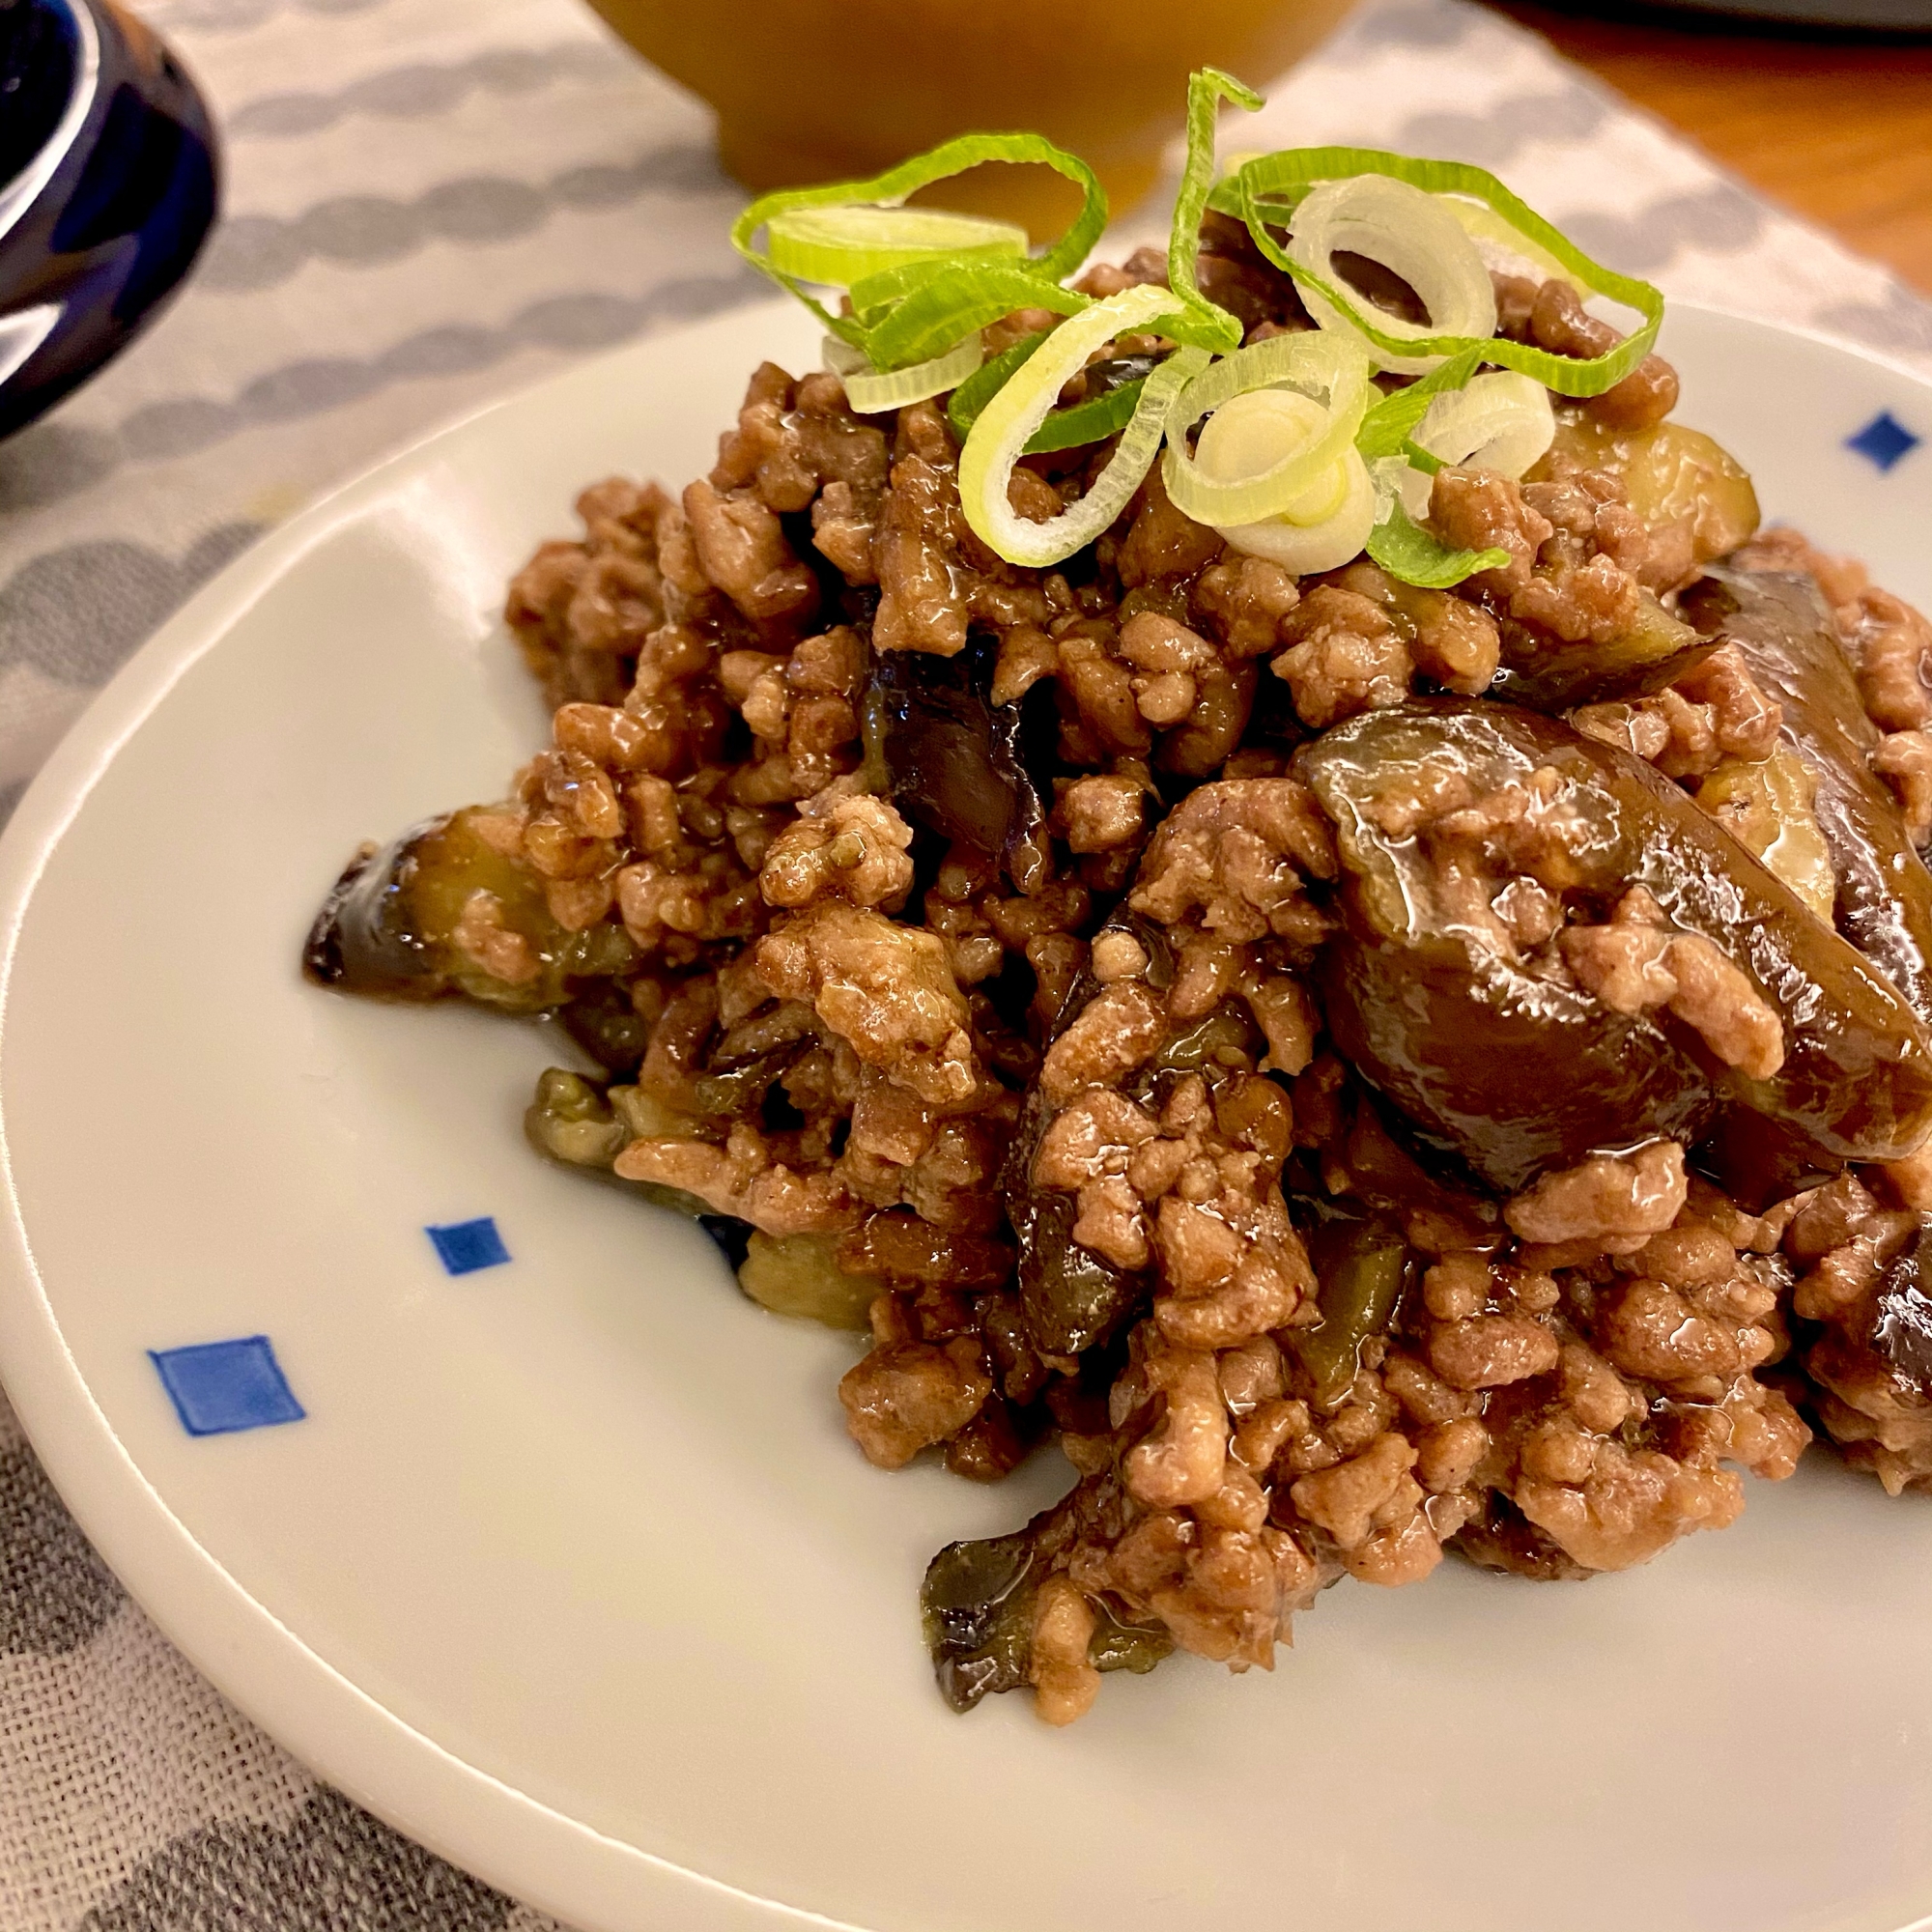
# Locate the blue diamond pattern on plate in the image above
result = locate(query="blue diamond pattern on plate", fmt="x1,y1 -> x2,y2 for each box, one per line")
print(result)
426,1215 -> 510,1275
148,1337 -> 306,1436
1845,411 -> 1921,473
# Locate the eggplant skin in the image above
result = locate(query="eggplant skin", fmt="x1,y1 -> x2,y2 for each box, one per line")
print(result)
921,1475 -> 1171,1713
1004,915 -> 1175,1356
302,816 -> 448,998
1317,928 -> 1712,1197
1487,592 -> 1714,712
302,807 -> 621,1012
1009,1180 -> 1146,1357
1683,566 -> 1932,1028
1297,700 -> 1932,1193
869,640 -> 1051,892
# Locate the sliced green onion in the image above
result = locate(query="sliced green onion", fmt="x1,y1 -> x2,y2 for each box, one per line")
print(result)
1397,369 -> 1554,515
948,329 -> 1050,441
846,253 -> 1061,328
1163,67 -> 1264,356
1025,374 -> 1149,454
1162,328 -> 1373,527
958,284 -> 1205,570
1287,174 -> 1496,375
1366,456 -> 1510,588
1230,148 -> 1663,397
1222,443 -> 1377,574
947,329 -> 1149,453
1196,391 -> 1337,511
732,132 -> 1106,348
1354,346 -> 1484,465
823,332 -> 984,414
768,207 -> 1029,286
861,262 -> 1087,371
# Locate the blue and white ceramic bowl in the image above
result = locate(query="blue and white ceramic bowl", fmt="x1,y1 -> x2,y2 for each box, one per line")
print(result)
0,0 -> 218,440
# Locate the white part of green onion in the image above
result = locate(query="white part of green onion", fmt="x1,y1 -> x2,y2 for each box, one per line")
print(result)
1195,391 -> 1347,518
770,206 -> 1030,286
823,332 -> 985,414
957,283 -> 1202,570
1397,369 -> 1555,518
1161,328 -> 1373,527
1222,446 -> 1377,572
1288,175 -> 1497,374
1371,453 -> 1413,518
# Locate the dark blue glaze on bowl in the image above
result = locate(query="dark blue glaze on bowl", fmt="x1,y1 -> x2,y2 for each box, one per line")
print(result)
0,0 -> 219,440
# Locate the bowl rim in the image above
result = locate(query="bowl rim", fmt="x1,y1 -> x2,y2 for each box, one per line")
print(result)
0,0 -> 99,248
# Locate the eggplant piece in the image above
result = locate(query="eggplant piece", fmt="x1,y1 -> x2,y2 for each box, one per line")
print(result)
1694,748 -> 1835,923
1320,1093 -> 1503,1248
524,1066 -> 720,1220
921,1475 -> 1172,1712
1692,1110 -> 1837,1216
1682,566 -> 1932,1026
1537,408 -> 1761,565
687,1047 -> 799,1122
526,1066 -> 628,1168
922,1514 -> 1052,1712
303,815 -> 450,998
1314,917 -> 1714,1195
304,807 -> 631,1010
1487,591 -> 1713,712
557,980 -> 654,1073
1006,914 -> 1177,1356
1297,700 -> 1932,1193
1010,1184 -> 1147,1357
867,639 -> 1051,891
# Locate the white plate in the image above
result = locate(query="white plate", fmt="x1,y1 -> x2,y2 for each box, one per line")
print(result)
0,299 -> 1930,1932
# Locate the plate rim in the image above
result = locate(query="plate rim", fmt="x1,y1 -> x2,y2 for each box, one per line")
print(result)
0,296 -> 1927,1932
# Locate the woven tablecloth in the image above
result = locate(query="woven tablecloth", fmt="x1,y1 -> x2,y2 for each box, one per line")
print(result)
1,1 -> 1930,1924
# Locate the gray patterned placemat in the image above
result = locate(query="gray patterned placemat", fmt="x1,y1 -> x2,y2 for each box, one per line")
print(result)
2,1 -> 1930,1925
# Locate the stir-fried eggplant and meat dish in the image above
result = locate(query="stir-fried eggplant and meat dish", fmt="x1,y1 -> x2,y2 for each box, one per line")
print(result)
305,75 -> 1932,1724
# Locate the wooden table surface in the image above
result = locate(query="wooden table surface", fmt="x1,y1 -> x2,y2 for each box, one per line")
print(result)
1487,4 -> 1932,294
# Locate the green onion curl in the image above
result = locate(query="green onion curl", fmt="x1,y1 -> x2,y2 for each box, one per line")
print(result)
1219,148 -> 1663,397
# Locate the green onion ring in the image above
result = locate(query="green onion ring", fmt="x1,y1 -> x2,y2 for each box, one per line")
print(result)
861,263 -> 1088,371
767,207 -> 1030,286
1286,173 -> 1496,375
1023,375 -> 1149,454
949,330 -> 1152,454
1365,469 -> 1511,588
958,283 -> 1206,569
947,329 -> 1051,442
731,132 -> 1107,351
1399,368 -> 1554,514
1439,197 -> 1588,295
1161,328 -> 1373,528
1222,444 -> 1378,574
823,333 -> 985,414
1220,148 -> 1663,397
1354,346 -> 1485,468
1354,350 -> 1551,582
